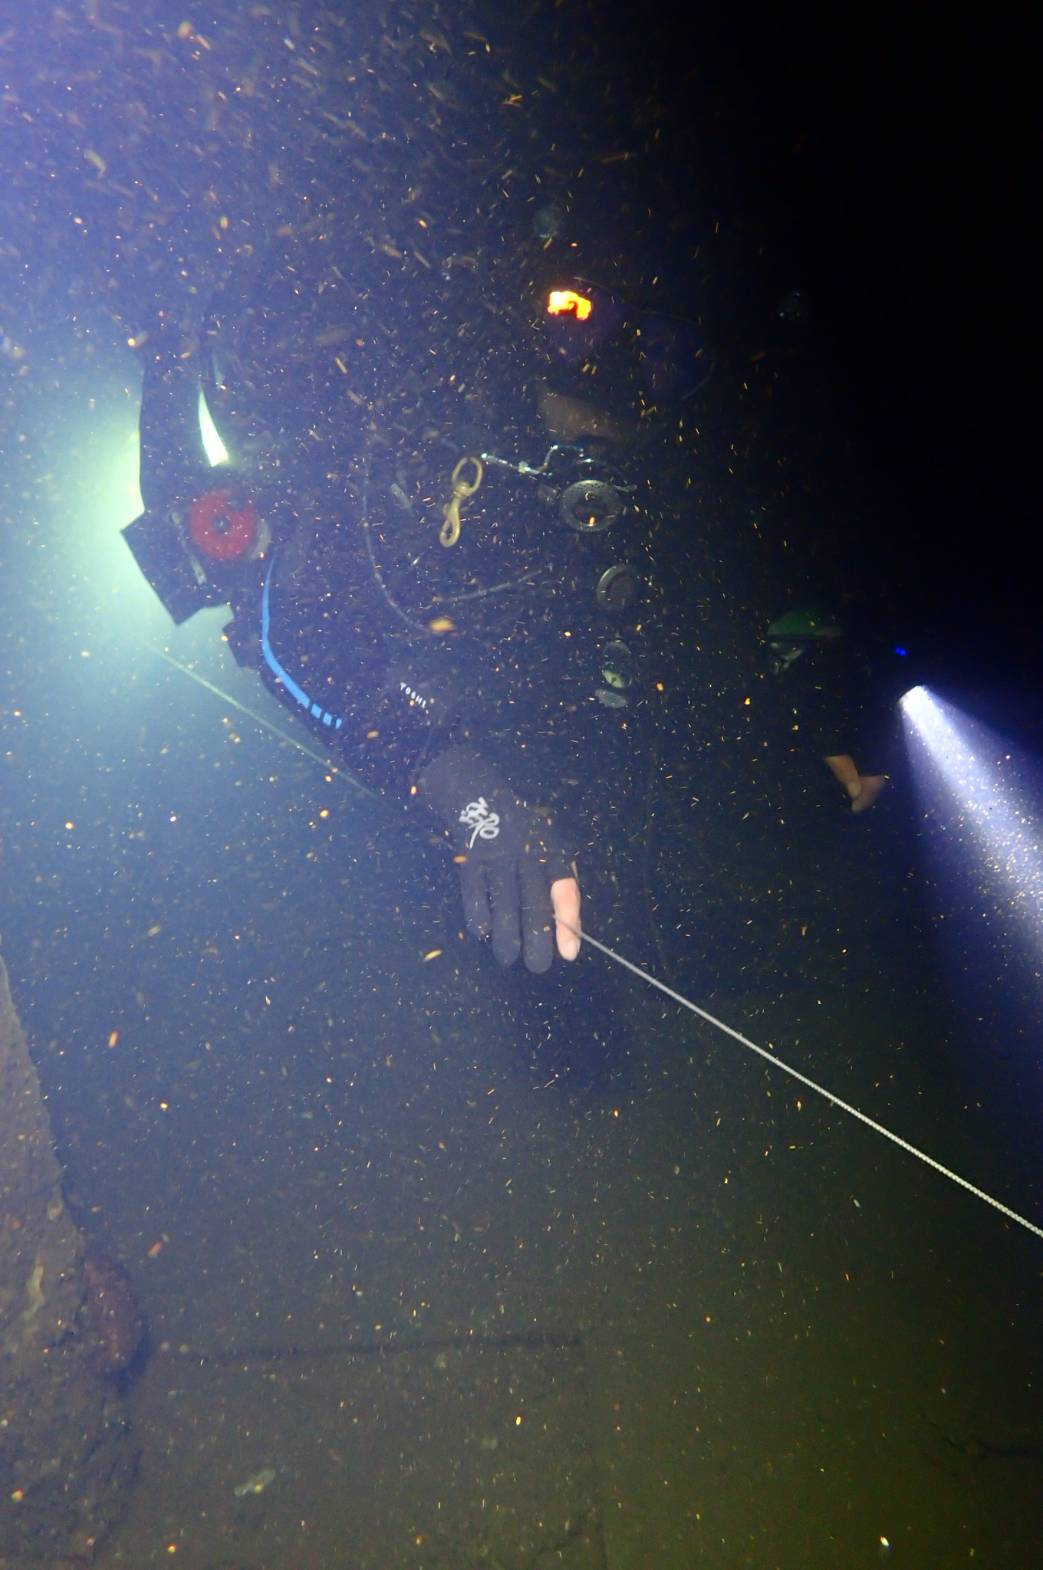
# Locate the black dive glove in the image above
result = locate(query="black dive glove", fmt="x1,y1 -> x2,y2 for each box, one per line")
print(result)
417,746 -> 575,973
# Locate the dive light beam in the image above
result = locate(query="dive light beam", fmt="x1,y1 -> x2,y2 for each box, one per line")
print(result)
900,686 -> 1043,949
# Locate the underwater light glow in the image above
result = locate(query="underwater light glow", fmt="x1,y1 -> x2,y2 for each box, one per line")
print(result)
547,288 -> 593,322
900,685 -> 1042,949
199,387 -> 229,466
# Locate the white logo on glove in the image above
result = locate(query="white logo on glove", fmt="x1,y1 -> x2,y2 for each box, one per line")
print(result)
459,797 -> 501,847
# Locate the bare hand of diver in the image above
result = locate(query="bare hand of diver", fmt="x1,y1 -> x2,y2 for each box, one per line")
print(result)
824,754 -> 889,814
551,875 -> 582,961
850,774 -> 887,813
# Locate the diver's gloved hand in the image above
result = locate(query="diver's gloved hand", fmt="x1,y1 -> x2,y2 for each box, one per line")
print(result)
417,746 -> 581,972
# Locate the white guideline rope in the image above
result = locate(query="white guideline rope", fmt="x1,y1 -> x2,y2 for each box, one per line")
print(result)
150,647 -> 376,796
150,646 -> 1040,1241
569,925 -> 1042,1242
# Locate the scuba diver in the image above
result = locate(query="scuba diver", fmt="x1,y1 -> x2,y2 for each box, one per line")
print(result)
765,606 -> 892,813
124,232 -> 713,975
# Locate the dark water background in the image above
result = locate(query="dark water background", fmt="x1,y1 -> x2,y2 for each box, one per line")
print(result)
1,5 -> 1039,1567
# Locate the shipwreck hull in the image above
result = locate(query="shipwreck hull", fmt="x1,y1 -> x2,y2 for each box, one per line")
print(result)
0,952 -> 138,1566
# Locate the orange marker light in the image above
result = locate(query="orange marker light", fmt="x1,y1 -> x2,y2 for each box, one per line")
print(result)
547,289 -> 593,321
